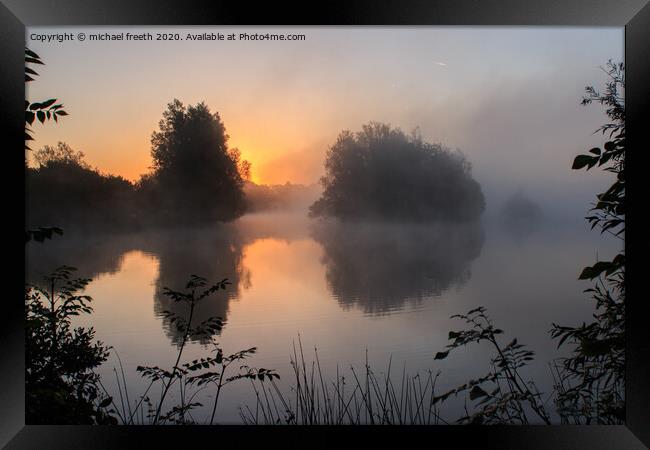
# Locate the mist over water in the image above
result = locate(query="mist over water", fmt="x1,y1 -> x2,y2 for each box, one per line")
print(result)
25,207 -> 621,423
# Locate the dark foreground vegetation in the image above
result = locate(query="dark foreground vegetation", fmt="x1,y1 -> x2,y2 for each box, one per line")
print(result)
25,49 -> 624,425
25,270 -> 277,425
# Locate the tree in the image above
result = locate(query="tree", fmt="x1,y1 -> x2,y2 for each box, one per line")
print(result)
309,122 -> 485,221
143,99 -> 249,224
33,142 -> 89,169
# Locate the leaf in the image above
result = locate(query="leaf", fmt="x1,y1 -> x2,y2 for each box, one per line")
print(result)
39,99 -> 57,108
25,48 -> 41,59
37,111 -> 45,123
434,350 -> 449,360
604,141 -> 617,151
578,261 -> 613,280
588,147 -> 601,155
469,385 -> 488,400
572,154 -> 598,170
99,397 -> 113,408
25,111 -> 35,125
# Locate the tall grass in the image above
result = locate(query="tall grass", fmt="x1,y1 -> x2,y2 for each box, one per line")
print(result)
240,337 -> 449,425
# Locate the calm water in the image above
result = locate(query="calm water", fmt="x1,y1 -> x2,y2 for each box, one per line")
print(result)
26,212 -> 620,424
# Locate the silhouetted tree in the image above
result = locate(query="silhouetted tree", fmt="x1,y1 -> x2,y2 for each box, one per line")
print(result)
26,142 -> 136,232
140,99 -> 248,225
310,122 -> 485,221
33,142 -> 89,169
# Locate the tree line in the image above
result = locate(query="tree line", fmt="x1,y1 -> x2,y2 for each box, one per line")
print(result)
28,104 -> 486,232
27,100 -> 249,232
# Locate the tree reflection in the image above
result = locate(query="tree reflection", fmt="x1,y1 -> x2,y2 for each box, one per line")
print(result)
311,219 -> 484,315
26,225 -> 250,346
26,232 -> 138,282
142,225 -> 249,346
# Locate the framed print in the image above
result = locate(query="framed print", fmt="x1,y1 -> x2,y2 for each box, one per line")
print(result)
2,0 -> 649,448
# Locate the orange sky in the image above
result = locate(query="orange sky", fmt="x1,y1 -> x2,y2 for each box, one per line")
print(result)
26,27 -> 621,192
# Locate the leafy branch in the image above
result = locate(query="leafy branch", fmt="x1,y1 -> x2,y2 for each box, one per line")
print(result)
25,48 -> 68,150
433,307 -> 550,425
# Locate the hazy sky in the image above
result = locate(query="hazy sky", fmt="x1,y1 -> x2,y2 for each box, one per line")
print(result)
26,26 -> 622,216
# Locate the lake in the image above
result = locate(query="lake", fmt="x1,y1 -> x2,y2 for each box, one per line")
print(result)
26,211 -> 621,424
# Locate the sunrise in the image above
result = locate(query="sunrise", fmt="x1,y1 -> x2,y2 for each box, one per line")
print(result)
24,26 -> 625,427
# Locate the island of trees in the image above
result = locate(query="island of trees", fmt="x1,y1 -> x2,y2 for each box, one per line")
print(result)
309,122 -> 485,222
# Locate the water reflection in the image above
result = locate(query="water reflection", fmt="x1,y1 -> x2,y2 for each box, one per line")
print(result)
26,214 -> 485,342
148,226 -> 249,346
26,225 -> 250,346
26,232 -> 138,282
311,219 -> 485,315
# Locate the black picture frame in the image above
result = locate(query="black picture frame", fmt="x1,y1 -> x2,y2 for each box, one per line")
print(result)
2,1 -> 648,448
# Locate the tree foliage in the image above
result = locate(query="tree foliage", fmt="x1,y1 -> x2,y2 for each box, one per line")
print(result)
141,99 -> 249,224
26,143 -> 136,232
550,60 -> 625,424
25,48 -> 68,150
24,49 -> 67,243
310,122 -> 485,221
33,142 -> 89,169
